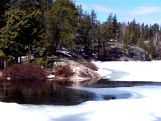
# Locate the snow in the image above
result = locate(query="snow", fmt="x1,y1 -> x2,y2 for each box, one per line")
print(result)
1,61 -> 161,121
94,61 -> 161,81
47,74 -> 55,79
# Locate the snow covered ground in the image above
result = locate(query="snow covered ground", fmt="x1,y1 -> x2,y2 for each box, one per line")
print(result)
94,61 -> 161,81
1,61 -> 161,121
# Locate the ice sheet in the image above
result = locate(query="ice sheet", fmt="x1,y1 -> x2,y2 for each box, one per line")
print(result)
94,61 -> 161,81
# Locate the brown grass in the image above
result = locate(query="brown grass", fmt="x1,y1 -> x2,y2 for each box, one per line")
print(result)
73,59 -> 98,71
53,65 -> 74,78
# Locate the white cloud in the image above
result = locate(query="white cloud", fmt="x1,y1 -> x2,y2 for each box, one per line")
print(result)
91,4 -> 113,13
75,2 -> 161,24
130,6 -> 161,15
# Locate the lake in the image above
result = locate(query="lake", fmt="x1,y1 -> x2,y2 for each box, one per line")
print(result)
1,79 -> 161,105
1,61 -> 161,121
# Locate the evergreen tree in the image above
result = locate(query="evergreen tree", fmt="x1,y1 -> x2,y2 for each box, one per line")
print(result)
10,0 -> 39,12
143,24 -> 150,40
101,14 -> 120,42
47,0 -> 78,54
38,0 -> 53,11
122,19 -> 141,46
0,8 -> 45,63
0,0 -> 10,28
75,13 -> 92,56
150,23 -> 160,38
112,14 -> 120,40
90,10 -> 100,56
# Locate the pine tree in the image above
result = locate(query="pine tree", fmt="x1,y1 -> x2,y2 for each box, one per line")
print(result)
75,13 -> 92,56
0,0 -> 10,28
47,0 -> 78,54
122,19 -> 141,46
0,8 -> 45,63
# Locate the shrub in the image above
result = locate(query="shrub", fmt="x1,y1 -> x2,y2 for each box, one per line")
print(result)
79,71 -> 91,78
83,61 -> 98,71
34,57 -> 53,69
53,65 -> 74,78
3,64 -> 47,82
74,59 -> 98,71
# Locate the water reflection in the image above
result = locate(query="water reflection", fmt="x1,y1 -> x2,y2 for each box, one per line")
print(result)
0,80 -> 95,105
82,79 -> 161,88
1,79 -> 159,105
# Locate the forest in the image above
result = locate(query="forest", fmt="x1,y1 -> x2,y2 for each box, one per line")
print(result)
0,0 -> 161,66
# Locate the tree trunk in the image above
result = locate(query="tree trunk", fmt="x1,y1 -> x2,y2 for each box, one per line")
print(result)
4,58 -> 7,69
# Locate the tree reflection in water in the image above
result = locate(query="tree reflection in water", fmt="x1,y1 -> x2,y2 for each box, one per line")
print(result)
0,80 -> 95,105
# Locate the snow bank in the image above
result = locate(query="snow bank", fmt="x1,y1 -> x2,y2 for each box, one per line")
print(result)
94,61 -> 161,82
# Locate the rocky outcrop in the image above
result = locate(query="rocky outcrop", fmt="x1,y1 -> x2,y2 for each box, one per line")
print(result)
128,46 -> 151,61
99,45 -> 151,61
52,59 -> 101,85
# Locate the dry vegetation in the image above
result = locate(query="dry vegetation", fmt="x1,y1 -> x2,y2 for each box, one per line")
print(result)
73,59 -> 98,71
52,65 -> 74,78
2,64 -> 47,82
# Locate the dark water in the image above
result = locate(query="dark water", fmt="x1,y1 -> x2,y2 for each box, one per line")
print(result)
82,79 -> 161,88
0,79 -> 159,105
0,81 -> 96,105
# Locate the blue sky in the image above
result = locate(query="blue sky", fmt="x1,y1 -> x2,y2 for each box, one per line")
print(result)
74,0 -> 161,25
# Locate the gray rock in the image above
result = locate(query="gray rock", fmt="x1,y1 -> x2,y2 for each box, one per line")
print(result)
127,45 -> 151,61
102,45 -> 151,61
97,41 -> 152,61
118,56 -> 132,61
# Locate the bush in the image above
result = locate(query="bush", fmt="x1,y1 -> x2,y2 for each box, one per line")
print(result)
74,59 -> 98,71
53,65 -> 74,78
83,61 -> 98,71
34,57 -> 53,69
3,64 -> 47,82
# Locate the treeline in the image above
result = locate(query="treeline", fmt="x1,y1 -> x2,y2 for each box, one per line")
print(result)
0,0 -> 161,65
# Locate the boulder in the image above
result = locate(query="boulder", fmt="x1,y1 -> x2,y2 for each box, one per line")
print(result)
97,44 -> 152,61
128,46 -> 151,61
118,56 -> 132,61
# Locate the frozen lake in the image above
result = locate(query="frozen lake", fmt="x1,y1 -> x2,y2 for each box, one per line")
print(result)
1,61 -> 161,121
94,61 -> 161,81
